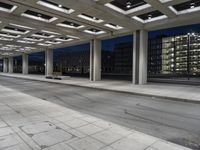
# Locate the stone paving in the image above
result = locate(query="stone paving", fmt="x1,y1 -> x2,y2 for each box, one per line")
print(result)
0,84 -> 193,150
1,73 -> 200,103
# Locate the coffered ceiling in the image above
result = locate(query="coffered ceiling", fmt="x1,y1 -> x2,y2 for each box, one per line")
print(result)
0,0 -> 199,57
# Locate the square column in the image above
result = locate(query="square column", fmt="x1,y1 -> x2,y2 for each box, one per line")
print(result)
3,58 -> 8,73
45,49 -> 53,76
22,53 -> 28,74
8,57 -> 13,73
133,30 -> 148,85
90,39 -> 101,81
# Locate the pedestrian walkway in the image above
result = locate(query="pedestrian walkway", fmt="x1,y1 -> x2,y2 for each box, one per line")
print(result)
0,84 -> 192,150
1,73 -> 200,103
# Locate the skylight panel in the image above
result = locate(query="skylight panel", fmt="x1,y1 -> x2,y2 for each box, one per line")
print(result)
132,10 -> 167,23
78,14 -> 104,23
104,23 -> 123,30
37,0 -> 74,14
0,2 -> 17,13
1,26 -> 30,34
105,0 -> 151,15
21,10 -> 57,23
57,21 -> 85,29
84,28 -> 106,35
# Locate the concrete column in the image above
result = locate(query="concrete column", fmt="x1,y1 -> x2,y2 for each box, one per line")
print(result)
8,57 -> 13,73
90,39 -> 101,81
3,58 -> 8,73
133,30 -> 148,85
45,49 -> 53,76
22,53 -> 28,74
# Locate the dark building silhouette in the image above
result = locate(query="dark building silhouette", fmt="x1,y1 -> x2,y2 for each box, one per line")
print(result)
13,56 -> 22,73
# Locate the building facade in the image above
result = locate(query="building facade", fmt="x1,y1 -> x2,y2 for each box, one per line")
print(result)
148,33 -> 200,79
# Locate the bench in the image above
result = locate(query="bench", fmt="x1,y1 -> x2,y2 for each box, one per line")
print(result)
45,72 -> 70,80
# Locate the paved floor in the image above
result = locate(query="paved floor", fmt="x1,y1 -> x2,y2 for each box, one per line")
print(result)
0,76 -> 200,150
0,80 -> 193,150
0,73 -> 200,103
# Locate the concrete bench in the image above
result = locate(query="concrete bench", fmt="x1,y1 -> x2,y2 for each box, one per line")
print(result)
45,72 -> 70,80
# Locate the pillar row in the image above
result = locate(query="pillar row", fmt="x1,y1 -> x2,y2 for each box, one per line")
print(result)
90,39 -> 101,81
45,49 -> 53,76
22,53 -> 28,74
8,57 -> 13,73
3,58 -> 8,73
133,30 -> 148,85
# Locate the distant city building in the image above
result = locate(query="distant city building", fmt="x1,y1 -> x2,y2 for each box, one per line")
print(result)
114,42 -> 132,75
13,56 -> 22,73
55,42 -> 133,78
148,33 -> 200,78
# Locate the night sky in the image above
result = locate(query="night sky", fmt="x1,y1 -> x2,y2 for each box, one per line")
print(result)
55,23 -> 200,52
0,23 -> 199,62
149,23 -> 200,38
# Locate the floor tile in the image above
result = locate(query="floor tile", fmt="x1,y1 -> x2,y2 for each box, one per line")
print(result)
63,118 -> 89,128
43,143 -> 73,150
111,138 -> 148,150
68,136 -> 105,150
92,130 -> 123,144
77,124 -> 104,135
32,129 -> 73,147
21,122 -> 56,134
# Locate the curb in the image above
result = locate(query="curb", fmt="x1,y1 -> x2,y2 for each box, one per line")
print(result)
1,74 -> 200,104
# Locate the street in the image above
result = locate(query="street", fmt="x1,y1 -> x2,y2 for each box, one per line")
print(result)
0,76 -> 200,150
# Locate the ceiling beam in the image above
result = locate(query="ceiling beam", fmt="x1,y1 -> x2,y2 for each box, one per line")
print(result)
144,0 -> 176,18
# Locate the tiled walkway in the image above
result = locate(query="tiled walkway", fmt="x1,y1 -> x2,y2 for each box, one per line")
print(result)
0,84 -> 192,150
0,73 -> 200,103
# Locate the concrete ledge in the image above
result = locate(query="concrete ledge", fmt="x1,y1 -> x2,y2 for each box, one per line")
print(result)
1,73 -> 200,104
45,75 -> 71,80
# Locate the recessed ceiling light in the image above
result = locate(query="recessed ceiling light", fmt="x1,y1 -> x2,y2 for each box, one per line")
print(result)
1,26 -> 30,35
45,41 -> 61,44
23,37 -> 43,42
126,1 -> 131,8
84,29 -> 106,35
0,37 -> 13,41
9,23 -> 35,30
132,10 -> 167,23
6,45 -> 21,48
190,3 -> 195,9
57,21 -> 85,29
32,32 -> 55,38
0,2 -> 17,13
104,23 -> 123,30
169,1 -> 200,15
55,37 -> 73,42
38,43 -> 52,46
67,35 -> 80,39
37,0 -> 74,14
0,32 -> 20,38
78,14 -> 104,23
159,0 -> 172,3
21,10 -> 57,23
105,1 -> 151,15
17,40 -> 35,44
41,30 -> 61,35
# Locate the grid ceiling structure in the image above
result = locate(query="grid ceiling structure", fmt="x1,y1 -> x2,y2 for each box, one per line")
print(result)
0,0 -> 200,57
